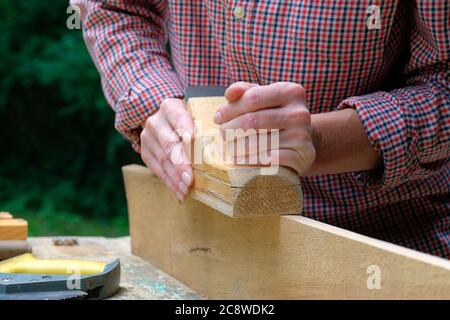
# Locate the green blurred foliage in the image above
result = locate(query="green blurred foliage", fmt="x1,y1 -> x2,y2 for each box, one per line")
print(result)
0,0 -> 141,236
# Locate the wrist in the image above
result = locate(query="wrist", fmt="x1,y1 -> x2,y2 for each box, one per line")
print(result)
307,114 -> 324,175
305,109 -> 382,176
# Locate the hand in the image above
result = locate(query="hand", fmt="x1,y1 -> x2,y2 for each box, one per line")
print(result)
140,98 -> 194,200
214,82 -> 316,174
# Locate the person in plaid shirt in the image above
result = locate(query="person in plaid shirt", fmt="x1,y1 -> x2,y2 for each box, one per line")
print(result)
73,0 -> 450,259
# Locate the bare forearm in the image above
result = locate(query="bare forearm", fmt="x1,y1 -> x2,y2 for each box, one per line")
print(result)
306,108 -> 382,176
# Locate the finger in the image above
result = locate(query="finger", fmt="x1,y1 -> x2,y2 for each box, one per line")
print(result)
233,147 -> 314,175
166,99 -> 195,188
157,140 -> 188,198
233,148 -> 284,167
141,128 -> 184,195
144,125 -> 188,197
161,154 -> 189,201
141,147 -> 179,197
227,129 -> 311,157
163,102 -> 195,188
232,148 -> 294,171
215,82 -> 305,124
164,130 -> 194,189
227,129 -> 301,157
165,99 -> 195,138
155,119 -> 194,190
140,147 -> 165,180
170,139 -> 194,193
219,105 -> 310,138
224,82 -> 259,103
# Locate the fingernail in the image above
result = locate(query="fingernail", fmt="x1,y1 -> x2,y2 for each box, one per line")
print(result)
178,181 -> 188,194
182,171 -> 192,186
176,192 -> 184,201
214,111 -> 222,124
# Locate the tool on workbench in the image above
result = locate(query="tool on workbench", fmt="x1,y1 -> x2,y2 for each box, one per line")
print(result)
0,253 -> 120,300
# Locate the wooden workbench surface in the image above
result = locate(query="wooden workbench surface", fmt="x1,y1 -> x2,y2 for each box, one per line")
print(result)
29,237 -> 202,300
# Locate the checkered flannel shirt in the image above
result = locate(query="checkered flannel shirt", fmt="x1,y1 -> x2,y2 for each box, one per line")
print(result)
73,0 -> 450,259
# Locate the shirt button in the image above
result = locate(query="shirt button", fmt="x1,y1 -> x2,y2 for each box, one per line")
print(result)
233,6 -> 246,20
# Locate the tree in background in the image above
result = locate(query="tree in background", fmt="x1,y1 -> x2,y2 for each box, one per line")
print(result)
0,1 -> 140,235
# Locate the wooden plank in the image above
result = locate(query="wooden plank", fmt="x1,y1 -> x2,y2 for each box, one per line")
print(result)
0,219 -> 28,240
187,94 -> 303,217
123,164 -> 450,299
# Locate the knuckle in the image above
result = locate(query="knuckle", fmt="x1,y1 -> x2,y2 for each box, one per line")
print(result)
185,111 -> 195,123
146,117 -> 158,130
156,150 -> 169,166
234,81 -> 251,86
162,138 -> 178,153
284,83 -> 305,99
290,107 -> 311,125
178,114 -> 194,130
172,124 -> 184,137
244,112 -> 258,130
144,117 -> 151,129
161,138 -> 180,161
160,99 -> 169,111
244,88 -> 260,107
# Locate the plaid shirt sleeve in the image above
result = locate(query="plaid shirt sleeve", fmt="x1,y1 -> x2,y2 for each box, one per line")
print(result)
338,1 -> 450,189
71,0 -> 184,152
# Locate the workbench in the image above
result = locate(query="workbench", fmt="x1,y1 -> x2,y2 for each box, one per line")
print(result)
29,237 -> 202,300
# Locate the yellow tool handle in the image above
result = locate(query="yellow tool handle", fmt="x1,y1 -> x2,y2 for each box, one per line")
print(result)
0,253 -> 106,275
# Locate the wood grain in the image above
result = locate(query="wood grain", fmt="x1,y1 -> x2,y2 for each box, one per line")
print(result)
0,219 -> 28,240
123,164 -> 450,299
187,96 -> 303,217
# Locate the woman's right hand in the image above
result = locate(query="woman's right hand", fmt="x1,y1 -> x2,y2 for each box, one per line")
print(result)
140,98 -> 194,201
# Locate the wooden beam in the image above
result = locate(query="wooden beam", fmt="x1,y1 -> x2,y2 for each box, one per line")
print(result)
0,219 -> 28,240
186,94 -> 303,217
123,164 -> 450,299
